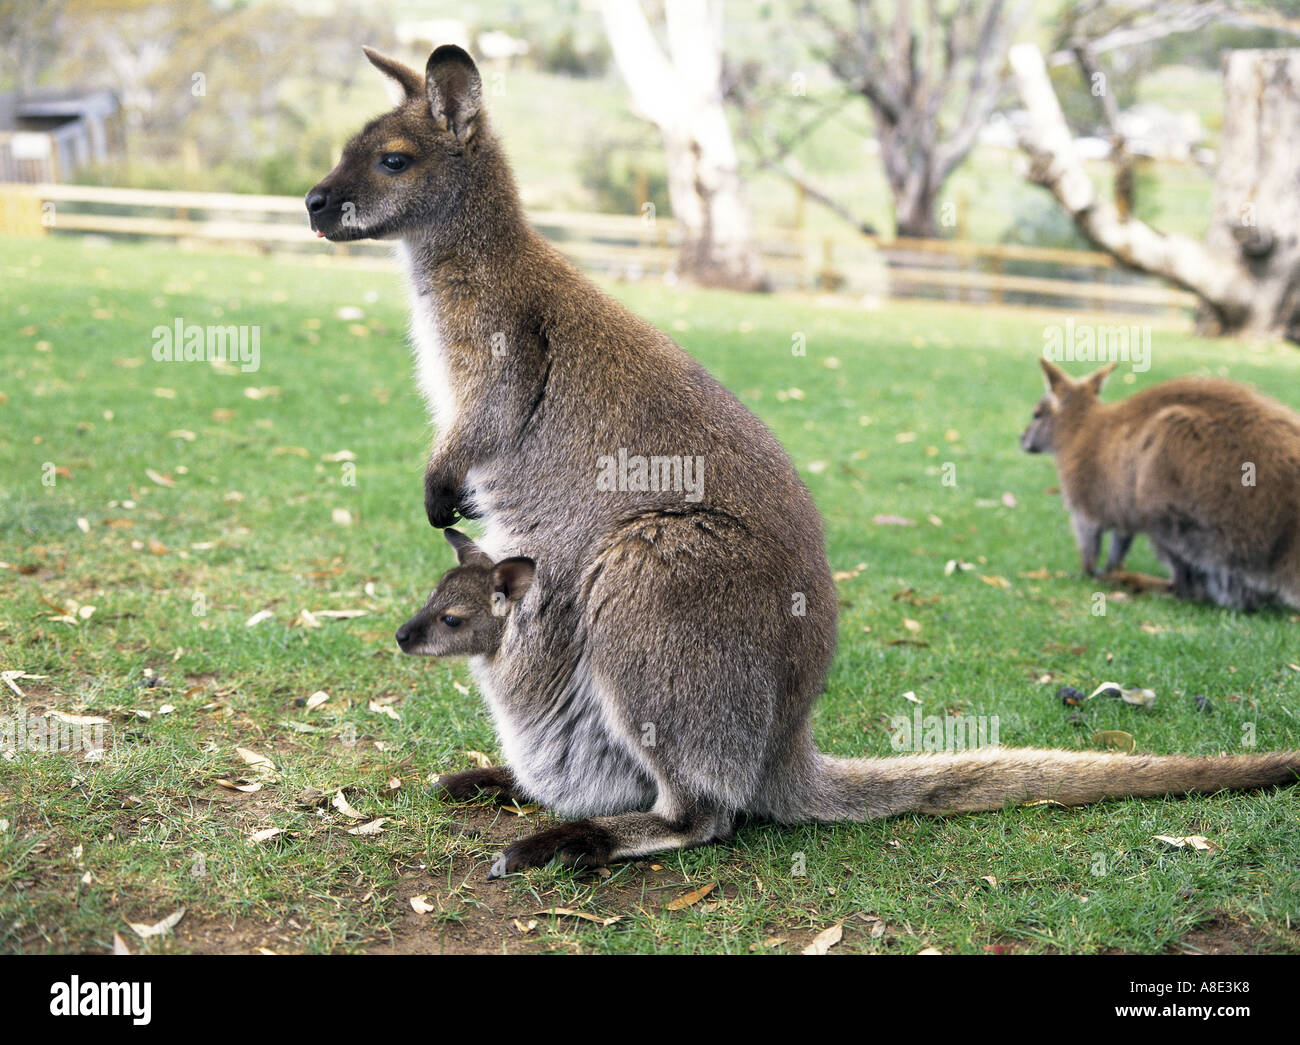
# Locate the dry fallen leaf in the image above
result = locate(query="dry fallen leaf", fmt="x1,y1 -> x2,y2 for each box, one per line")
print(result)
305,690 -> 329,710
347,818 -> 388,836
536,908 -> 621,926
1154,834 -> 1221,852
125,907 -> 186,939
802,923 -> 843,955
331,790 -> 366,819
666,882 -> 716,911
248,827 -> 285,844
464,750 -> 493,768
368,700 -> 400,721
112,933 -> 131,955
410,894 -> 436,914
145,468 -> 175,488
244,610 -> 273,628
1093,730 -> 1137,754
214,778 -> 263,793
44,710 -> 109,726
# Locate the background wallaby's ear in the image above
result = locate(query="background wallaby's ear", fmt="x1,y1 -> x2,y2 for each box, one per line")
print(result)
362,47 -> 424,103
491,557 -> 535,603
444,528 -> 491,567
1085,362 -> 1116,394
1039,357 -> 1071,395
426,44 -> 482,140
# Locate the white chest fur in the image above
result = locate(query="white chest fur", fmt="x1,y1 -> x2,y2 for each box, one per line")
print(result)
395,241 -> 458,430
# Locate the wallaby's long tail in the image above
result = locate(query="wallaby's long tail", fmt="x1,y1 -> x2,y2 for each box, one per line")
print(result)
790,748 -> 1300,822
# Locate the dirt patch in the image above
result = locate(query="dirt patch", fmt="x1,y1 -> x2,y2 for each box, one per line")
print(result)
1168,913 -> 1297,955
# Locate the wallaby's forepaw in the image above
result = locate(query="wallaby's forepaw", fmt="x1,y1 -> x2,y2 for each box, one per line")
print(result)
424,476 -> 467,529
487,821 -> 616,879
431,767 -> 518,803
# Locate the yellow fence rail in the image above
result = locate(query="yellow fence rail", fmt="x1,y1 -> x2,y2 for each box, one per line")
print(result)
0,182 -> 1196,316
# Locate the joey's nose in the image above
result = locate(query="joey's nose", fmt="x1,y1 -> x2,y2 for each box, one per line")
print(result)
395,624 -> 411,646
305,188 -> 329,215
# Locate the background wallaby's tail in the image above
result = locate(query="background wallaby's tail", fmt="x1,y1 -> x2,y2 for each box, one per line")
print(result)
780,748 -> 1300,822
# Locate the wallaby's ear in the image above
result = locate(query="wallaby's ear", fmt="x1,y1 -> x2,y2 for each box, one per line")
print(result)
491,557 -> 535,604
444,528 -> 491,567
362,46 -> 424,103
1084,362 -> 1116,395
426,44 -> 482,141
1039,356 -> 1071,395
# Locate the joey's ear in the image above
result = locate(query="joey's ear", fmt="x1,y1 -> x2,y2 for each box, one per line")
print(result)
444,528 -> 491,567
362,47 -> 424,103
491,557 -> 535,603
426,44 -> 482,140
1039,356 -> 1071,395
1084,362 -> 1116,395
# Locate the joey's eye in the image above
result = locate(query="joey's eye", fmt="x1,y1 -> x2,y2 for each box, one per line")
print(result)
380,154 -> 408,172
441,614 -> 461,628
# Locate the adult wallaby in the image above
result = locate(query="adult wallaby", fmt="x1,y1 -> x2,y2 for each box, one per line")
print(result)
1022,359 -> 1300,610
309,46 -> 1300,876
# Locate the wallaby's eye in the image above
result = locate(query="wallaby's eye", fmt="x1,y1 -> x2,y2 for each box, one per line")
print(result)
380,154 -> 408,173
441,614 -> 461,628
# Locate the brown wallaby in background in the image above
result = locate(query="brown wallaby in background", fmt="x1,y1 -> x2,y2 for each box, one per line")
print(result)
1022,359 -> 1300,610
308,45 -> 1300,877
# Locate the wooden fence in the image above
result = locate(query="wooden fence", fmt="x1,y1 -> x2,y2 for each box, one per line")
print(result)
0,182 -> 1196,317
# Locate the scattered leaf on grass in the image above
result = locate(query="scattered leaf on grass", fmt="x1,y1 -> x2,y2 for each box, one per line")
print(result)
347,818 -> 388,836
536,908 -> 620,926
666,882 -> 716,910
126,907 -> 185,939
45,709 -> 110,726
1154,834 -> 1221,852
248,827 -> 285,844
214,779 -> 263,793
332,791 -> 366,819
368,700 -> 400,721
145,468 -> 175,488
512,918 -> 538,934
305,690 -> 329,710
244,610 -> 273,628
112,933 -> 131,955
873,514 -> 915,527
802,924 -> 843,954
464,750 -> 493,768
1093,730 -> 1136,753
410,895 -> 436,914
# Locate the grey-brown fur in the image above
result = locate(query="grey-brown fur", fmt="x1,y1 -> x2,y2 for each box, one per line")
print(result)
312,46 -> 1300,876
1023,358 -> 1300,610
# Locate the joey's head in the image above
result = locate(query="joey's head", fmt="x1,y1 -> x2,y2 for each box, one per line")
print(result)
395,529 -> 535,658
306,44 -> 497,244
1021,359 -> 1115,454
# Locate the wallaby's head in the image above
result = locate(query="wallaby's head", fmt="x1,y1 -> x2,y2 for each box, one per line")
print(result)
306,45 -> 494,243
1021,359 -> 1115,454
395,529 -> 535,658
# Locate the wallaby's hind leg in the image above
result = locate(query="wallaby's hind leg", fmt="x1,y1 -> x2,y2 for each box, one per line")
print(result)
1071,512 -> 1103,575
431,766 -> 522,804
1103,531 -> 1134,573
487,798 -> 732,877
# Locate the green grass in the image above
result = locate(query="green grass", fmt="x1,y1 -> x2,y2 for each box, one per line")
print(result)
1,235 -> 1298,954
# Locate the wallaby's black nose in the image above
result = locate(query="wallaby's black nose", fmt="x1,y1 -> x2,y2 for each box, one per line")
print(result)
305,188 -> 329,214
395,624 -> 411,646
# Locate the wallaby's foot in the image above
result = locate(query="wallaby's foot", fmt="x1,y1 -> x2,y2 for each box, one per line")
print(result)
486,805 -> 733,879
432,766 -> 520,803
424,475 -> 468,529
1103,569 -> 1172,595
487,820 -> 616,878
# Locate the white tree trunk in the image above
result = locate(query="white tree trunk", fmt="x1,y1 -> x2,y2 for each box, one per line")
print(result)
1205,50 -> 1300,340
1009,42 -> 1260,332
600,0 -> 765,290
